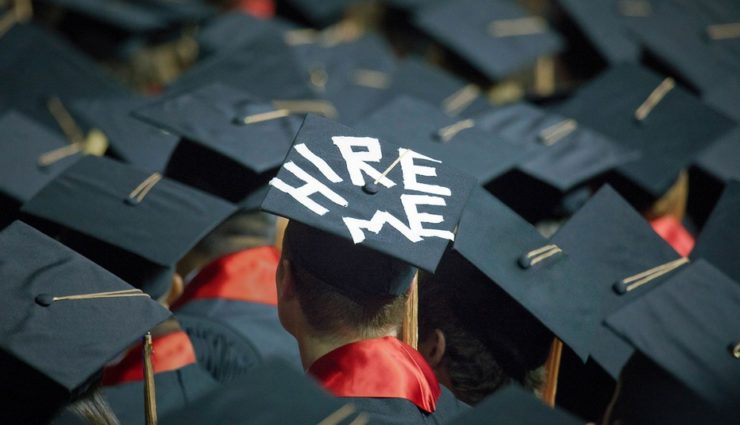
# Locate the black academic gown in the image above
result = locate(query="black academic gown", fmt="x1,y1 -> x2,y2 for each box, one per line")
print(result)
346,386 -> 468,424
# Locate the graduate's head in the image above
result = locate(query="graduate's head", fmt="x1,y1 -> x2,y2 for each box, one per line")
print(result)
276,221 -> 414,341
417,249 -> 551,405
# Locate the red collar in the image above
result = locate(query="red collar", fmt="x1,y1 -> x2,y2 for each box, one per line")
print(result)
308,337 -> 441,413
650,216 -> 695,257
174,246 -> 280,309
102,330 -> 196,386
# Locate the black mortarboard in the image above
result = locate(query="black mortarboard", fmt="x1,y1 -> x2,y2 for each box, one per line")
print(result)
605,259 -> 740,424
550,185 -> 686,378
704,77 -> 740,122
161,358 -> 363,425
166,30 -> 315,100
0,111 -> 81,223
0,23 -> 127,133
262,114 -> 476,297
624,0 -> 740,94
414,0 -> 564,81
695,127 -> 740,186
450,186 -> 598,361
446,384 -> 582,425
104,364 -> 218,425
134,83 -> 303,208
473,101 -> 638,193
555,64 -> 735,208
21,156 -> 237,298
554,0 -> 642,64
291,34 -> 397,125
70,97 -> 179,172
356,96 -> 524,184
692,180 -> 740,284
196,11 -> 295,57
0,221 -> 171,424
384,57 -> 491,117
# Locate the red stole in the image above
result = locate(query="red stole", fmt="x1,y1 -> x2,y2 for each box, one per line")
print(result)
650,216 -> 695,257
102,331 -> 196,385
308,337 -> 441,413
173,246 -> 280,310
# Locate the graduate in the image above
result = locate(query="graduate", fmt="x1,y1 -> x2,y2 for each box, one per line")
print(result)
261,114 -> 475,423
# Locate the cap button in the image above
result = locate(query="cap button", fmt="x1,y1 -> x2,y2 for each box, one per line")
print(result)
362,182 -> 379,195
35,293 -> 55,307
730,343 -> 740,359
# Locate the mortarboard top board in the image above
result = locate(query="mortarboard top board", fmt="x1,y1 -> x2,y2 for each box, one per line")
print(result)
166,30 -> 315,100
134,83 -> 303,208
605,259 -> 740,424
446,384 -> 583,425
0,23 -> 128,134
21,156 -> 237,299
694,127 -> 740,185
384,57 -> 491,118
555,63 -> 735,208
554,0 -> 642,65
291,34 -> 397,125
692,180 -> 740,284
161,358 -> 364,425
703,77 -> 740,122
356,95 -> 524,184
262,114 -> 476,297
473,101 -> 639,193
414,0 -> 565,81
550,185 -> 686,378
196,11 -> 296,57
625,0 -> 740,94
70,97 -> 179,173
0,111 -> 81,209
450,185 -> 598,361
0,221 -> 171,425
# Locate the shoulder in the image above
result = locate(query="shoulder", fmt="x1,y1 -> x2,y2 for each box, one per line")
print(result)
341,388 -> 468,425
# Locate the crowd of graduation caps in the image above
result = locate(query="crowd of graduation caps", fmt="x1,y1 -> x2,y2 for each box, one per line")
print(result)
1,0 -> 739,423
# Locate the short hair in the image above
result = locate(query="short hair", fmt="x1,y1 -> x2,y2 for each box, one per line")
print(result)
418,269 -> 548,405
287,259 -> 409,341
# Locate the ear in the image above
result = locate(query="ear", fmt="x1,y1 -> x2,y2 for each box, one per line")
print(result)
162,272 -> 185,309
276,259 -> 297,301
419,328 -> 447,368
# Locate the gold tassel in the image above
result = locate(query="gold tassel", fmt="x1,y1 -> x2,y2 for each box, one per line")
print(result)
401,273 -> 419,349
542,338 -> 563,407
144,332 -> 157,425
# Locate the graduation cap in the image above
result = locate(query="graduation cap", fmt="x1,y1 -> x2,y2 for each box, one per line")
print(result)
70,97 -> 179,172
356,96 -> 524,184
0,23 -> 127,134
605,259 -> 740,424
160,358 -> 365,425
261,114 -> 476,297
38,0 -> 169,34
446,384 -> 583,425
291,34 -> 397,125
0,221 -> 171,425
0,111 -> 81,220
704,77 -> 740,122
550,185 -> 687,378
166,30 -> 315,100
196,11 -> 295,57
554,0 -> 642,64
692,180 -> 740,284
624,0 -> 740,94
384,57 -> 491,117
134,83 -> 303,208
555,63 -> 735,209
473,101 -> 638,193
414,0 -> 564,81
21,156 -> 237,298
